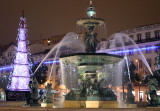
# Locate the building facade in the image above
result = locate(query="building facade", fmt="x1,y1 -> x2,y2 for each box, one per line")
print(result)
98,23 -> 160,101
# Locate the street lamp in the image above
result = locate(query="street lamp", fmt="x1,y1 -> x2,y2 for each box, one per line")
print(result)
136,60 -> 141,101
47,39 -> 51,43
135,59 -> 139,74
139,81 -> 141,101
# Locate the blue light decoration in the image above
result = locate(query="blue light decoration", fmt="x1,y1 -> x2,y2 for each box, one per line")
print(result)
0,46 -> 158,73
0,60 -> 59,71
43,60 -> 59,64
0,66 -> 13,71
108,46 -> 158,55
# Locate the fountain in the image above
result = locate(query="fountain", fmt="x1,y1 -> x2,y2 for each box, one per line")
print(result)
59,1 -> 123,108
32,1 -> 153,108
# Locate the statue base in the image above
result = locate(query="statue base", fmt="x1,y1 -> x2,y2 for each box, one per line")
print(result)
147,104 -> 160,108
23,104 -> 41,107
86,101 -> 99,108
6,91 -> 30,101
63,100 -> 119,108
124,103 -> 137,108
41,102 -> 53,107
100,101 -> 119,108
63,101 -> 85,108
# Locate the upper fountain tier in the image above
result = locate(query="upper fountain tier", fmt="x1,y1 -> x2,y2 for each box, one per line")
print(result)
77,0 -> 105,28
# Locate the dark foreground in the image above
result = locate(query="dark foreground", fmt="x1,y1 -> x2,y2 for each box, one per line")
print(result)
1,107 -> 160,111
0,101 -> 160,111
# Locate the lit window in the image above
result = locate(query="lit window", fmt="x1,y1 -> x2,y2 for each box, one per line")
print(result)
147,58 -> 152,67
157,91 -> 160,96
139,60 -> 143,68
6,69 -> 10,73
155,30 -> 160,39
155,45 -> 158,52
129,49 -> 133,56
138,91 -> 143,101
145,32 -> 151,41
137,34 -> 142,42
132,91 -> 135,96
121,51 -> 124,56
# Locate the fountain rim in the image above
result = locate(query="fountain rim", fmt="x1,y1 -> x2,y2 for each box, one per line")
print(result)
59,53 -> 123,58
76,17 -> 105,26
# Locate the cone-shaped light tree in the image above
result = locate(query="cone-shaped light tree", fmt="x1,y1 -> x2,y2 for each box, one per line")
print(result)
9,11 -> 31,91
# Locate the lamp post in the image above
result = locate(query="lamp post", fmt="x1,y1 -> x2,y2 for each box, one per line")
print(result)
136,59 -> 141,101
139,81 -> 141,101
135,60 -> 139,74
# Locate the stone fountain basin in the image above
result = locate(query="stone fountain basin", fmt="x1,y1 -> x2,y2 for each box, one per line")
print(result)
60,53 -> 123,64
60,53 -> 123,70
77,17 -> 105,28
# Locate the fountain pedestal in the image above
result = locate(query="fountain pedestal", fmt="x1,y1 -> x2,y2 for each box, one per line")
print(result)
123,103 -> 137,108
41,102 -> 53,107
63,100 -> 119,108
100,101 -> 119,108
86,101 -> 99,108
63,101 -> 85,108
60,1 -> 124,108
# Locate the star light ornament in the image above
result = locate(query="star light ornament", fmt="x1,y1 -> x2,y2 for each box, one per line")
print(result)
9,11 -> 31,91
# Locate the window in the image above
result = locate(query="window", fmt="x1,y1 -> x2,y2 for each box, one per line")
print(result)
146,46 -> 151,53
157,91 -> 160,96
147,58 -> 152,67
155,30 -> 160,39
137,34 -> 142,42
138,91 -> 143,101
56,67 -> 59,75
137,47 -> 141,55
129,49 -> 133,56
121,51 -> 124,56
128,35 -> 134,45
56,59 -> 59,65
122,37 -> 125,42
155,45 -> 158,52
139,60 -> 143,68
6,69 -> 10,73
129,35 -> 134,41
145,32 -> 151,41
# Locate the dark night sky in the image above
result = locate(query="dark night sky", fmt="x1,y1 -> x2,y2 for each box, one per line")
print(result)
0,0 -> 160,45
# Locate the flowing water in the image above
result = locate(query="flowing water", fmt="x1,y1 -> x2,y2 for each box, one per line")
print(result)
34,32 -> 85,80
106,33 -> 153,76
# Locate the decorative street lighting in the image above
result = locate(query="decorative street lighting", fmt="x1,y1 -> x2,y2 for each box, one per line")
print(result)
139,81 -> 141,101
136,59 -> 141,101
135,59 -> 139,74
47,39 -> 51,43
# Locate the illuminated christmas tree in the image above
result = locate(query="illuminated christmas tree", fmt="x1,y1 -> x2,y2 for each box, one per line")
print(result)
9,11 -> 31,91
